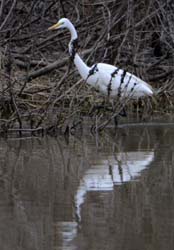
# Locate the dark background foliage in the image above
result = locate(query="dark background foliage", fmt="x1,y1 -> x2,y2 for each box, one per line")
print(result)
0,0 -> 174,133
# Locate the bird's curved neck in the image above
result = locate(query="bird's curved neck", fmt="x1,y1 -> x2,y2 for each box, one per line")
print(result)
73,53 -> 90,81
68,21 -> 78,41
67,21 -> 90,81
68,21 -> 78,58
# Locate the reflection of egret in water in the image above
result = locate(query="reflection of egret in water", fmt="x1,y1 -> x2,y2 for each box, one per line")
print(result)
56,150 -> 154,249
54,221 -> 78,250
75,151 -> 154,221
52,127 -> 155,249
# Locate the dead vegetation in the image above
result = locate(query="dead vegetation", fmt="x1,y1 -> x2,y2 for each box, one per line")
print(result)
0,0 -> 174,135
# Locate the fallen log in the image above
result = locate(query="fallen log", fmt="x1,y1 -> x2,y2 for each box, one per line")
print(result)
25,48 -> 92,82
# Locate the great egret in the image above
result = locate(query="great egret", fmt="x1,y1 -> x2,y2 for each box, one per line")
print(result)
48,18 -> 153,100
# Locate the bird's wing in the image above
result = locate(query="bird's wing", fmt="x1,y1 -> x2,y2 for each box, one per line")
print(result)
97,63 -> 118,74
96,64 -> 153,98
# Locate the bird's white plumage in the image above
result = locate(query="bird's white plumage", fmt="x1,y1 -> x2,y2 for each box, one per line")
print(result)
49,18 -> 153,99
96,64 -> 153,98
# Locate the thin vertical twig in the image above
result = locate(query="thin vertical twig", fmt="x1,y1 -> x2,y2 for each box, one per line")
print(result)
60,0 -> 67,17
0,0 -> 17,31
0,0 -> 5,20
6,43 -> 23,135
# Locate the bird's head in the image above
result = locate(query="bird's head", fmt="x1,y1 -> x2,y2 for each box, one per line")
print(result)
48,18 -> 70,30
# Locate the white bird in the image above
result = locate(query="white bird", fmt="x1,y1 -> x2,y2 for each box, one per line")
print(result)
48,18 -> 153,100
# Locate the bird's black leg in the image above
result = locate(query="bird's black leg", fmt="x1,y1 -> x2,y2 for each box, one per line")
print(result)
89,105 -> 102,116
114,115 -> 118,128
112,106 -> 127,129
119,107 -> 127,117
89,103 -> 112,116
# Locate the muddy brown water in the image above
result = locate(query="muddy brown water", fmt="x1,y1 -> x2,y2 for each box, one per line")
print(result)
0,121 -> 174,250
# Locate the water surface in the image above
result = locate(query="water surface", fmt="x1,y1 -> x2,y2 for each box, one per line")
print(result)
0,123 -> 174,250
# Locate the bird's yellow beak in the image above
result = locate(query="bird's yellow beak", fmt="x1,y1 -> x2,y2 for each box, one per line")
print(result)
48,22 -> 61,30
